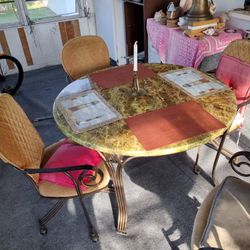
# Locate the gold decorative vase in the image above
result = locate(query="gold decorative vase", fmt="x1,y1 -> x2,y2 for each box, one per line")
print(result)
186,0 -> 212,21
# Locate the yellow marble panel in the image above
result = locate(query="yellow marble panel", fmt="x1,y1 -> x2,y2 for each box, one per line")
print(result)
54,64 -> 237,157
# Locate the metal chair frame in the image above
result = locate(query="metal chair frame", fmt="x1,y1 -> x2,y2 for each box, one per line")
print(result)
14,164 -> 114,242
194,150 -> 250,250
193,40 -> 250,185
0,93 -> 117,242
194,98 -> 250,185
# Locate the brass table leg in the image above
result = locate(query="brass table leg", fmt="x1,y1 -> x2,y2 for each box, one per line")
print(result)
100,153 -> 136,234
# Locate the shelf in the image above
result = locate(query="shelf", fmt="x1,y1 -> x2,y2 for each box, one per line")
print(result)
125,0 -> 144,7
228,10 -> 250,21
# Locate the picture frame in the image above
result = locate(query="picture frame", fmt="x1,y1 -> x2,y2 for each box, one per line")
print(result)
55,90 -> 122,134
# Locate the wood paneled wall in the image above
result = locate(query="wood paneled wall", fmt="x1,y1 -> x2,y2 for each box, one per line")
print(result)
59,20 -> 81,45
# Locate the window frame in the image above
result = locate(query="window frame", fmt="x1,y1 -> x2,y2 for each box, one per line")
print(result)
0,0 -> 25,28
0,0 -> 85,28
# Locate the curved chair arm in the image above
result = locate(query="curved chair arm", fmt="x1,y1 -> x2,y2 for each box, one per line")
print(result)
24,165 -> 104,189
229,151 -> 250,177
23,165 -> 98,174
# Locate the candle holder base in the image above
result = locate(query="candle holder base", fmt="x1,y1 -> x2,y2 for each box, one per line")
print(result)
130,88 -> 146,97
130,71 -> 146,97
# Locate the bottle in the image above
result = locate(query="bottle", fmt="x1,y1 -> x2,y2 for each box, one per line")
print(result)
166,2 -> 176,20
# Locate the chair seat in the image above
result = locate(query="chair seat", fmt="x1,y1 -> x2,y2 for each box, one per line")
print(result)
192,176 -> 250,250
38,162 -> 110,198
39,139 -> 110,198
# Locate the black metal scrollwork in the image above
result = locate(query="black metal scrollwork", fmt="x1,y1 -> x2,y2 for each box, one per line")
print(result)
229,151 -> 250,177
78,167 -> 104,188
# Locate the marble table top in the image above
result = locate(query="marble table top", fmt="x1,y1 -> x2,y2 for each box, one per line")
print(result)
53,64 -> 237,157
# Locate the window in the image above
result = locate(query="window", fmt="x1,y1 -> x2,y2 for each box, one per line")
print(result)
25,0 -> 80,22
0,0 -> 84,27
0,0 -> 20,26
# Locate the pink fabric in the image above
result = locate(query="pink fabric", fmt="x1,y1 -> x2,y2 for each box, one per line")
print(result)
216,54 -> 250,105
39,140 -> 102,190
147,18 -> 243,68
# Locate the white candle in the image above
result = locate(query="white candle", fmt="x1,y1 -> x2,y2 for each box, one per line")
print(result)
133,41 -> 138,71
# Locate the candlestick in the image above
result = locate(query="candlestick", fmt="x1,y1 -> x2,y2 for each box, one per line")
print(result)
133,41 -> 138,71
131,71 -> 146,97
132,71 -> 140,94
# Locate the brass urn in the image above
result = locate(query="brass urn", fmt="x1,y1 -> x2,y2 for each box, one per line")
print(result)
186,0 -> 212,21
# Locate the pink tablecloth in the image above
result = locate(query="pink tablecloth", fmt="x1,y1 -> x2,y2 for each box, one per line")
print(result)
147,18 -> 243,68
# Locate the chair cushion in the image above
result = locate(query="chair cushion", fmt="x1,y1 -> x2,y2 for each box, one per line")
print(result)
216,54 -> 250,106
39,139 -> 103,191
194,176 -> 250,250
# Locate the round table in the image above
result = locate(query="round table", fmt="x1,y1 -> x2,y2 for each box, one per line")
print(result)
53,63 -> 237,234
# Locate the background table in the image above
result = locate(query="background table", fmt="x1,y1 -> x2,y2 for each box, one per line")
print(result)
53,63 -> 237,234
147,19 -> 243,68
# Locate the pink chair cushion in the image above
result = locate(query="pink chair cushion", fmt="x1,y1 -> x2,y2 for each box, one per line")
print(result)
39,139 -> 102,190
216,54 -> 250,105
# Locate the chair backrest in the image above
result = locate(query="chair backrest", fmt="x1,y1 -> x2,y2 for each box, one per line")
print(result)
61,35 -> 110,81
216,40 -> 250,105
223,39 -> 250,65
0,94 -> 45,183
191,151 -> 250,249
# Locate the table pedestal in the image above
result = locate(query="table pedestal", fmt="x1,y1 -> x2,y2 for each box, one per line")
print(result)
100,153 -> 137,234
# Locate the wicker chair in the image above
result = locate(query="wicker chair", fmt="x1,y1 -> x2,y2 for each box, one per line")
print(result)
191,150 -> 250,250
194,40 -> 250,184
61,35 -> 111,82
34,36 -> 112,123
0,93 -> 114,242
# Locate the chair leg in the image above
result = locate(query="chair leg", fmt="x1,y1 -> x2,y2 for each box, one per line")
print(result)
33,115 -> 53,122
236,129 -> 242,146
211,130 -> 228,186
64,171 -> 99,242
77,193 -> 99,242
209,139 -> 234,160
39,199 -> 67,235
193,146 -> 201,174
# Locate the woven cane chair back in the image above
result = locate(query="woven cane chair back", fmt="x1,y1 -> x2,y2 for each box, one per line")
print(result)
223,39 -> 250,64
0,94 -> 44,183
199,40 -> 250,184
61,35 -> 110,81
217,39 -> 250,109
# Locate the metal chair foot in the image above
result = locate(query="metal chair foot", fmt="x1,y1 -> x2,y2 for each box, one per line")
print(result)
38,199 -> 66,235
90,229 -> 99,242
193,164 -> 201,175
39,220 -> 48,235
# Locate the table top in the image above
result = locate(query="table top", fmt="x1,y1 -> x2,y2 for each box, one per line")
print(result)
53,64 -> 237,157
147,18 -> 243,68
